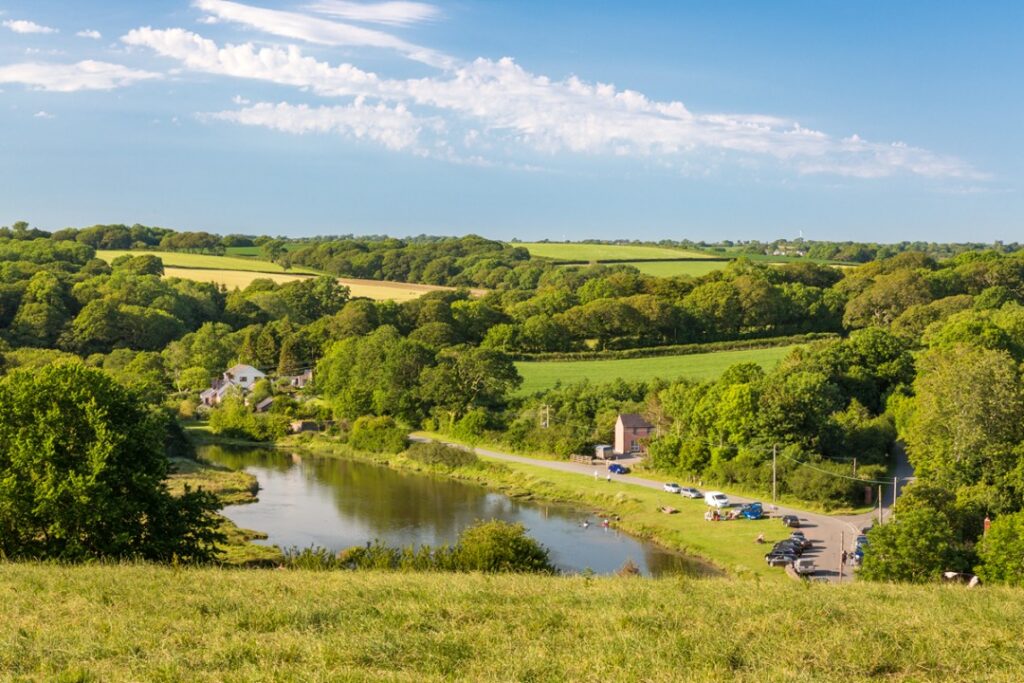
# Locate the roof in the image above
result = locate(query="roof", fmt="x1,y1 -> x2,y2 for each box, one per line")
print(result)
224,364 -> 265,380
617,413 -> 652,430
255,397 -> 274,410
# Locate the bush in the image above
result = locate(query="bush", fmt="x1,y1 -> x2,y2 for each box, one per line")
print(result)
407,442 -> 478,468
348,415 -> 408,453
452,520 -> 555,574
208,395 -> 289,442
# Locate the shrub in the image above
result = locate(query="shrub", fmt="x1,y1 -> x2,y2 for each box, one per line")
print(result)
348,415 -> 408,453
407,442 -> 478,468
452,520 -> 555,574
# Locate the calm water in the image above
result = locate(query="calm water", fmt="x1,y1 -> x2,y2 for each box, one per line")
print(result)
200,444 -> 715,577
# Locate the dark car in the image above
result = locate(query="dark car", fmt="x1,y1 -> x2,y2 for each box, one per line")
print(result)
781,515 -> 800,528
789,532 -> 813,551
772,541 -> 803,557
765,551 -> 797,567
607,463 -> 629,475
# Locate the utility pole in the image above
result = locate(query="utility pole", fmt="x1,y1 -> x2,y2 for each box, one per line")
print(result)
893,476 -> 898,508
772,444 -> 777,503
540,405 -> 550,429
877,485 -> 883,525
852,457 -> 857,478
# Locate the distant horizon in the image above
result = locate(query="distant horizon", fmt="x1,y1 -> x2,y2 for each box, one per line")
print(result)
1,1 -> 1020,241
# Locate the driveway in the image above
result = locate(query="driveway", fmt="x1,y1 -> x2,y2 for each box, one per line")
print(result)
412,436 -> 898,583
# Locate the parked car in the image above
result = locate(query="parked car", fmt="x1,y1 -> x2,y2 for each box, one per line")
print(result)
766,551 -> 797,567
855,535 -> 869,548
740,502 -> 763,520
781,515 -> 800,528
793,558 -> 816,576
663,483 -> 682,494
789,532 -> 813,551
772,540 -> 803,556
679,487 -> 702,499
704,491 -> 730,508
608,463 -> 629,475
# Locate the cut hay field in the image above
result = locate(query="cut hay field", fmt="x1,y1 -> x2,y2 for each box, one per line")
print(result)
516,242 -> 715,261
96,249 -> 320,274
515,345 -> 795,395
163,267 -> 313,288
98,250 -> 481,301
2,563 -> 1022,682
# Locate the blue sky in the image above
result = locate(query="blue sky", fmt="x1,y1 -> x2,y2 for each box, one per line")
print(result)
0,0 -> 1020,242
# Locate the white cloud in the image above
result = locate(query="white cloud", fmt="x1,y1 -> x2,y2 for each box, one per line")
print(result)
0,60 -> 161,92
123,23 -> 984,180
33,110 -> 55,119
206,99 -> 424,150
232,94 -> 251,105
3,19 -> 58,34
192,0 -> 452,68
305,1 -> 440,26
76,29 -> 102,39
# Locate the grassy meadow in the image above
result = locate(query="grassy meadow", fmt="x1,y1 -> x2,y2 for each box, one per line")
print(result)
515,345 -> 796,395
2,563 -> 1022,682
516,242 -> 715,261
163,266 -> 313,288
619,260 -> 728,277
96,249 -> 320,274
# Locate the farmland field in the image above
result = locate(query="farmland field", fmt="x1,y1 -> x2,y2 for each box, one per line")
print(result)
224,244 -> 307,257
163,267 -> 313,288
515,345 -> 796,395
618,260 -> 727,277
96,249 -> 321,274
516,242 -> 715,261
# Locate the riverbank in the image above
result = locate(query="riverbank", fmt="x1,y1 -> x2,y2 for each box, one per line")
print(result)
2,563 -> 1021,682
291,434 -> 787,580
166,455 -> 282,566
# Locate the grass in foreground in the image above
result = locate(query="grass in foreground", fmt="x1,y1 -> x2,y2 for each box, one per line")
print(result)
517,241 -> 715,261
1,563 -> 1022,682
515,345 -> 796,395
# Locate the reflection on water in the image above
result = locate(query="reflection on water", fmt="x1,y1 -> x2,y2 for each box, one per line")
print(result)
200,444 -> 715,577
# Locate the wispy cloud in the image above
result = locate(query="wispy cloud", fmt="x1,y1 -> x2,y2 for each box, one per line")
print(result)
0,60 -> 161,92
125,25 -> 983,180
305,1 -> 441,26
206,99 -> 425,150
191,0 -> 452,68
3,19 -> 58,34
33,110 -> 55,119
76,29 -> 103,39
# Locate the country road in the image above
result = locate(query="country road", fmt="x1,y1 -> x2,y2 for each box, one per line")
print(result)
413,435 -> 912,582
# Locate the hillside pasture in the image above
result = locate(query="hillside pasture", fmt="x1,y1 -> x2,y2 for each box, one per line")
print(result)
515,345 -> 796,395
2,564 -> 1022,682
163,267 -> 312,289
96,250 -> 320,275
517,242 -> 715,261
616,260 -> 727,277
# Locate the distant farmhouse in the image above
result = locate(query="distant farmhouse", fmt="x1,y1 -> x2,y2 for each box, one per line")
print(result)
614,413 -> 654,456
200,363 -> 266,406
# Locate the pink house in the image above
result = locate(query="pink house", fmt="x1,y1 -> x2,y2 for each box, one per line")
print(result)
614,413 -> 653,455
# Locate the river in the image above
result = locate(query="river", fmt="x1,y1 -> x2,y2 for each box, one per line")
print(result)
200,444 -> 715,577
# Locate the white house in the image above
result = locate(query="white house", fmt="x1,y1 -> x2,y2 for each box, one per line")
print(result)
200,364 -> 267,406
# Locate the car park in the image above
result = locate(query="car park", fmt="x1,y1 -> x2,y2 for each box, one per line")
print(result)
663,483 -> 682,494
781,515 -> 800,528
607,463 -> 629,474
679,487 -> 702,499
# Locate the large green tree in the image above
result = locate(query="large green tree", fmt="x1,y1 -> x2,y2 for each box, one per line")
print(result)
0,363 -> 222,561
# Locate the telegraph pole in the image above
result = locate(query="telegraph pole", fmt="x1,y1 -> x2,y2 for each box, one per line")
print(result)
852,457 -> 857,477
540,405 -> 550,429
893,476 -> 898,508
839,530 -> 844,583
772,444 -> 777,503
877,485 -> 883,524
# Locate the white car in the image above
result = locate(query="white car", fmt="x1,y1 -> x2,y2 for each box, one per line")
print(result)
663,483 -> 682,494
704,491 -> 730,508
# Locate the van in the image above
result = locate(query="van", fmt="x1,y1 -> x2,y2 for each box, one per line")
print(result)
704,491 -> 729,508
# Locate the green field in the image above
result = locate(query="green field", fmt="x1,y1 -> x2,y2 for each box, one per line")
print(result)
621,260 -> 728,277
224,244 -> 307,257
517,242 -> 715,261
516,345 -> 795,394
2,563 -> 1021,682
96,250 -> 320,275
